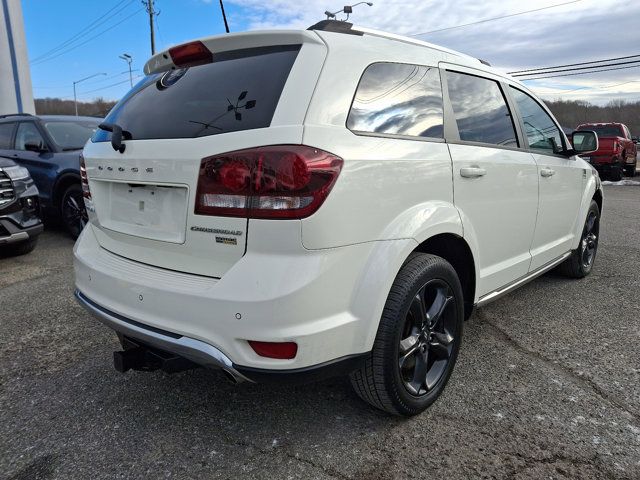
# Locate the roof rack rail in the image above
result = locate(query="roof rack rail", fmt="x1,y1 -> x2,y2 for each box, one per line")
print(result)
307,20 -> 364,36
0,113 -> 33,119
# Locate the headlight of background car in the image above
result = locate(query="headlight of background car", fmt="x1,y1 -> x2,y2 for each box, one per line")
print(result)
1,166 -> 31,181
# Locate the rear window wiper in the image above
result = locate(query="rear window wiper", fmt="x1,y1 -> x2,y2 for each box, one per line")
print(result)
98,123 -> 132,154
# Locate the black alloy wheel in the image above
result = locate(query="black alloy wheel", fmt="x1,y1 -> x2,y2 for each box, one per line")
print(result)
350,253 -> 464,416
398,279 -> 456,396
580,209 -> 599,270
558,199 -> 600,278
61,184 -> 88,239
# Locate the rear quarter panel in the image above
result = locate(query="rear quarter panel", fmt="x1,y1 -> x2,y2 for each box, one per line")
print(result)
302,32 -> 463,250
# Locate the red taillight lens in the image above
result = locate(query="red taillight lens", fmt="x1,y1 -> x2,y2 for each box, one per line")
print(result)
248,341 -> 298,359
79,154 -> 91,200
168,41 -> 213,67
195,145 -> 343,219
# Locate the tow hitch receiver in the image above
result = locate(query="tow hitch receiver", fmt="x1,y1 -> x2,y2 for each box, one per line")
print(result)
114,336 -> 198,374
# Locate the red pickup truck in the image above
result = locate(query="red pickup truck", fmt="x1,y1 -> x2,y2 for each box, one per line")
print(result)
576,122 -> 637,180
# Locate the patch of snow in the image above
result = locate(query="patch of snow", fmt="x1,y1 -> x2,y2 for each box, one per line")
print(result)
602,179 -> 640,186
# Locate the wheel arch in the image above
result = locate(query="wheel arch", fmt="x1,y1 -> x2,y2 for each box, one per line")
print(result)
413,233 -> 476,320
355,224 -> 477,352
571,172 -> 600,250
53,172 -> 81,213
592,188 -> 603,214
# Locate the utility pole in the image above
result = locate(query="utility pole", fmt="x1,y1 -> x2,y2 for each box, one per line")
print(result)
219,0 -> 230,33
119,53 -> 133,87
142,0 -> 156,55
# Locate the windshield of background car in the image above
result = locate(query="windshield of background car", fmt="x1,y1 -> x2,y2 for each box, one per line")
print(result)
578,125 -> 623,137
44,120 -> 100,150
92,45 -> 301,142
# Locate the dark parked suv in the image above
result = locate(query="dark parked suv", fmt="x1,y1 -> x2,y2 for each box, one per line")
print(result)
0,157 -> 43,255
0,114 -> 101,237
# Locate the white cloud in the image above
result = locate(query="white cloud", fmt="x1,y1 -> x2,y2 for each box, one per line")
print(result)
226,0 -> 640,104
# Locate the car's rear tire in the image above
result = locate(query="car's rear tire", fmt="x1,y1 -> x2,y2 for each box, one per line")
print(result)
60,184 -> 87,239
624,161 -> 637,177
350,253 -> 464,416
609,164 -> 623,181
558,200 -> 600,279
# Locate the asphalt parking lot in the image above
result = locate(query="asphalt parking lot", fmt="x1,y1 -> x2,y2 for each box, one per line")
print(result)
1,185 -> 639,480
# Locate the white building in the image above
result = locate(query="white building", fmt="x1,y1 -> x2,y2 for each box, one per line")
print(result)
0,0 -> 35,115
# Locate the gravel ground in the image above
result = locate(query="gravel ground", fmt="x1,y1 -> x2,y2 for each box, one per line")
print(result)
1,185 -> 639,479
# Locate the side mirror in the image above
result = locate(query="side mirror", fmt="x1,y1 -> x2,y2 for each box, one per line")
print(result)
632,136 -> 639,144
569,130 -> 598,155
24,140 -> 46,153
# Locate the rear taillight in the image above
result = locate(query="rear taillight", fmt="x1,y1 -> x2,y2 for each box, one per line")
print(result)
195,145 -> 343,219
80,154 -> 91,200
168,41 -> 213,67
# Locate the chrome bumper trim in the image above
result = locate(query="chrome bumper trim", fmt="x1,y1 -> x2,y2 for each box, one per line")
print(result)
74,289 -> 249,383
0,231 -> 28,245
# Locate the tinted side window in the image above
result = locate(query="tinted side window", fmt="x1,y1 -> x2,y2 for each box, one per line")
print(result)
446,71 -> 517,147
93,45 -> 300,142
0,123 -> 15,149
347,62 -> 444,139
15,122 -> 45,150
510,87 -> 563,153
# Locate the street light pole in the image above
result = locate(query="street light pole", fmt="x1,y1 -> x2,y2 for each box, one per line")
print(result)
73,73 -> 107,116
119,54 -> 133,87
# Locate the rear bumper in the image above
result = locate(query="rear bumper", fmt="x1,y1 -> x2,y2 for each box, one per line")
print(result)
73,224 -> 407,374
74,289 -> 249,382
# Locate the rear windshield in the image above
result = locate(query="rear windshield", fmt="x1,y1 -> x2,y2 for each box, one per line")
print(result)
93,45 -> 300,142
577,125 -> 623,137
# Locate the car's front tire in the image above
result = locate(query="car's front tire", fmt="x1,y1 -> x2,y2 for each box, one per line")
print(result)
2,237 -> 38,257
60,184 -> 87,239
558,199 -> 600,278
350,253 -> 464,416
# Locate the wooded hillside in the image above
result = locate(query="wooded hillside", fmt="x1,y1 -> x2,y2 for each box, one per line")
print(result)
35,97 -> 116,118
545,99 -> 640,136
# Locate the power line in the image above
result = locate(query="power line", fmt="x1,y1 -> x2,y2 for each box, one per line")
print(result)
508,54 -> 640,74
31,9 -> 144,66
410,0 -> 582,36
30,0 -> 136,63
512,59 -> 640,77
78,76 -> 143,96
521,64 -> 640,81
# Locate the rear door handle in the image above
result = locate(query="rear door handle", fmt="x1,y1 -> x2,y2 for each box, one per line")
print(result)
460,166 -> 486,178
540,168 -> 555,177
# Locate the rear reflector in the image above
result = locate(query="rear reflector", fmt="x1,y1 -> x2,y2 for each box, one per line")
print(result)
248,341 -> 298,360
168,41 -> 213,67
195,145 -> 343,219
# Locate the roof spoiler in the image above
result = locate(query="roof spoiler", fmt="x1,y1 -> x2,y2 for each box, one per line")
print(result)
0,113 -> 33,119
307,20 -> 364,36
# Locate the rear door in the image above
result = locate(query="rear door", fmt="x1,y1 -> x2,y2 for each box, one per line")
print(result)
0,122 -> 17,159
12,121 -> 56,202
442,67 -> 539,296
508,87 -> 584,271
82,34 -> 325,278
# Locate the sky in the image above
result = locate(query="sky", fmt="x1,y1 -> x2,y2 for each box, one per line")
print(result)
22,0 -> 640,105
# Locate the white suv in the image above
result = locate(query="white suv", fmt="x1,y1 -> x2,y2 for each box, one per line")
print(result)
74,20 -> 602,416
